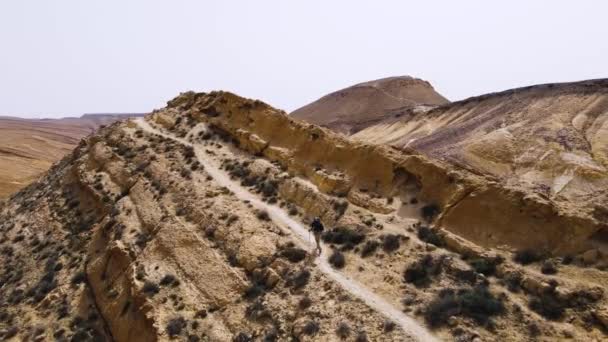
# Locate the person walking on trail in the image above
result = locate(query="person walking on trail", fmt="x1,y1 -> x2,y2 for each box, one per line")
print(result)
310,217 -> 324,255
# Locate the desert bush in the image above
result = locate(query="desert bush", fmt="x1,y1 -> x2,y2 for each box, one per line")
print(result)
298,296 -> 312,310
504,272 -> 523,292
182,146 -> 195,161
562,255 -> 574,265
243,283 -> 266,300
160,274 -> 178,287
403,254 -> 443,287
329,250 -> 346,269
302,321 -> 320,336
71,270 -> 87,285
280,247 -> 307,263
528,293 -> 565,320
288,206 -> 299,216
180,168 -> 192,179
513,249 -> 544,265
383,320 -> 396,332
322,227 -> 365,247
142,281 -> 159,296
256,210 -> 270,221
381,234 -> 401,253
245,299 -> 272,321
425,286 -> 505,328
540,260 -> 558,274
468,257 -> 500,276
287,269 -> 311,290
166,316 -> 186,337
233,332 -> 252,342
417,226 -> 444,246
360,240 -> 379,258
355,331 -> 368,342
259,180 -> 278,198
421,204 -> 440,222
336,321 -> 351,339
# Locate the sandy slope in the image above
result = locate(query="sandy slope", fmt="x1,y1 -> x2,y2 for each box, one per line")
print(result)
136,118 -> 438,341
0,114 -> 143,198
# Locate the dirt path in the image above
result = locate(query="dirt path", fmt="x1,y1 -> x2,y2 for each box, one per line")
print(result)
134,118 -> 438,342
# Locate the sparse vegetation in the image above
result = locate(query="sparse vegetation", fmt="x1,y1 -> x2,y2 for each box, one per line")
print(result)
256,209 -> 270,221
360,240 -> 379,258
142,281 -> 160,296
540,260 -> 558,274
381,234 -> 401,253
417,226 -> 444,246
421,204 -> 440,222
166,316 -> 186,337
425,286 -> 505,328
322,227 -> 365,250
329,250 -> 346,269
302,321 -> 320,336
403,254 -> 444,287
286,269 -> 310,290
280,246 -> 307,263
298,296 -> 312,310
160,274 -> 179,287
468,256 -> 501,276
513,249 -> 544,265
355,331 -> 368,342
383,320 -> 396,333
336,321 -> 351,339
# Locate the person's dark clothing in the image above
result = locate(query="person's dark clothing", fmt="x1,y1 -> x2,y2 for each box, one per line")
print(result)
311,219 -> 324,233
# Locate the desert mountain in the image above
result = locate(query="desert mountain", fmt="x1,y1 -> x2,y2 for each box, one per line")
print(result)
0,114 -> 144,199
1,91 -> 608,341
353,80 -> 608,246
291,76 -> 449,135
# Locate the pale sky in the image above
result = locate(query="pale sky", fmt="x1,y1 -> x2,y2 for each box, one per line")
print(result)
1,1 -> 607,118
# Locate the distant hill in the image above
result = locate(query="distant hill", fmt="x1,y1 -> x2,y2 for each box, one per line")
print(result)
0,113 -> 145,198
291,76 -> 448,134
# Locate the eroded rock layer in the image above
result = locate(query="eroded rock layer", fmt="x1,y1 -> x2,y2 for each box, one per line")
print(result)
1,90 -> 608,341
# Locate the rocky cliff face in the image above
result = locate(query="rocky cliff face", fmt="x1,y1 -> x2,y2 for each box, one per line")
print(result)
291,76 -> 448,135
353,79 -> 608,254
1,91 -> 608,341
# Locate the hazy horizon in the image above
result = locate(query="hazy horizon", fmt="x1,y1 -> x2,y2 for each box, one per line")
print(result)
1,1 -> 607,118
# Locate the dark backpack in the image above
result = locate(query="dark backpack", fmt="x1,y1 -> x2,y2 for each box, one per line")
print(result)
311,219 -> 324,233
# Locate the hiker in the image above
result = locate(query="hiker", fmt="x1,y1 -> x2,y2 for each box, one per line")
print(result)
310,217 -> 324,255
